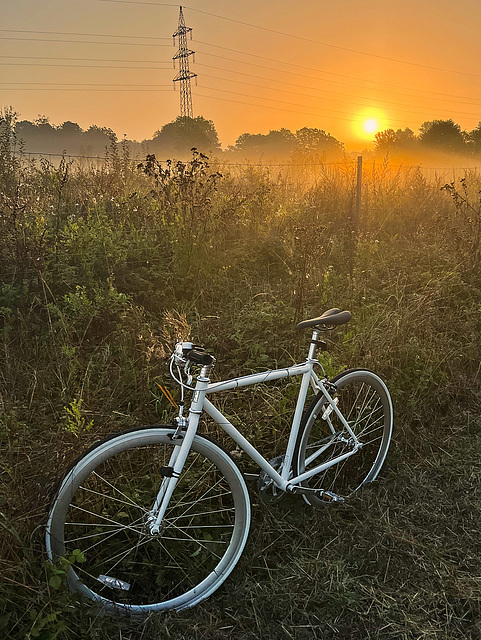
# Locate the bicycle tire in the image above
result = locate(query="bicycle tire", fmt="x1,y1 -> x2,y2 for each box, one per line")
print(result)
293,369 -> 393,507
46,427 -> 251,614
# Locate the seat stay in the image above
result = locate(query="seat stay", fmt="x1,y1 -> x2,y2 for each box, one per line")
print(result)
313,378 -> 361,447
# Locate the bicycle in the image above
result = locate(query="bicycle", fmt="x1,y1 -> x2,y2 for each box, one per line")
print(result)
45,308 -> 393,616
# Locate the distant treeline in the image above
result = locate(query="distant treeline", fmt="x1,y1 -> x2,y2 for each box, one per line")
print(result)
6,110 -> 345,161
374,119 -> 481,158
3,106 -> 481,161
13,116 -> 126,157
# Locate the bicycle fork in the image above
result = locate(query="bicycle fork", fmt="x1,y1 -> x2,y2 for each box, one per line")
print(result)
147,370 -> 210,535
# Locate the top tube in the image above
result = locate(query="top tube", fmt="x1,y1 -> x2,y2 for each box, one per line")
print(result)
206,362 -> 312,394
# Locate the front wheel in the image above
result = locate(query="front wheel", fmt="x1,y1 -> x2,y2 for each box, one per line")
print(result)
46,428 -> 251,615
294,370 -> 393,507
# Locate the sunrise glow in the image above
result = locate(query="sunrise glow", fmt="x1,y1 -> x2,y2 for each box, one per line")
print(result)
364,119 -> 378,134
2,1 -> 481,151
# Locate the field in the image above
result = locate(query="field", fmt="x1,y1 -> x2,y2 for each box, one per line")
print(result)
1,140 -> 481,639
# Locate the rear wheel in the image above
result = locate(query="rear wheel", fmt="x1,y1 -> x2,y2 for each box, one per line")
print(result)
46,428 -> 251,614
294,370 -> 392,507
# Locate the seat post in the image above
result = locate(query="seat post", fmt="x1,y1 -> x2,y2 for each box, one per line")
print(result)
308,329 -> 320,360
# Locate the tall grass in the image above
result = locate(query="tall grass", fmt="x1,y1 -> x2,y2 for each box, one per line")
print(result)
1,135 -> 481,638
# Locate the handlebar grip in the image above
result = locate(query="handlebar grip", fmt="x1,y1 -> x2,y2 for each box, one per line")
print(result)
188,350 -> 215,366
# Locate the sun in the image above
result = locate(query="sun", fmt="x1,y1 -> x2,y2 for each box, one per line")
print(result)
364,119 -> 378,134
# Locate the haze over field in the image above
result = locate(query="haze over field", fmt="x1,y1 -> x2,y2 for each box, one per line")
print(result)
3,3 -> 481,638
1,0 -> 481,150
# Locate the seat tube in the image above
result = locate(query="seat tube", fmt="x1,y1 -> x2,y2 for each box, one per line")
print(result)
149,367 -> 210,534
282,358 -> 315,481
281,331 -> 319,482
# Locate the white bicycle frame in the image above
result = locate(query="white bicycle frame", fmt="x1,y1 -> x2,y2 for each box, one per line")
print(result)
148,329 -> 360,534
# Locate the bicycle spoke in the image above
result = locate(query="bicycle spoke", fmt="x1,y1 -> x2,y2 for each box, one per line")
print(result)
79,484 -> 148,513
70,504 -> 145,536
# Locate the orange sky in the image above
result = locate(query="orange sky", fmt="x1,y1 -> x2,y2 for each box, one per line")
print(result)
1,0 -> 481,150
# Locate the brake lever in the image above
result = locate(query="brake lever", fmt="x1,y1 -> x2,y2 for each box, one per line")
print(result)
183,361 -> 193,386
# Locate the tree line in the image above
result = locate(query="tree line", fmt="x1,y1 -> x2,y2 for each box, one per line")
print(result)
2,106 -> 481,161
374,119 -> 481,157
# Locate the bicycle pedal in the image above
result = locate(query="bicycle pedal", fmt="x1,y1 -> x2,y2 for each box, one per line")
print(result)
319,490 -> 345,503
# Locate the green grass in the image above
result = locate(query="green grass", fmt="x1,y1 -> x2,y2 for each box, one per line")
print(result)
1,143 -> 481,638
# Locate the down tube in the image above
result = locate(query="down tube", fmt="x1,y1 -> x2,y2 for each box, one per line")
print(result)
202,398 -> 286,489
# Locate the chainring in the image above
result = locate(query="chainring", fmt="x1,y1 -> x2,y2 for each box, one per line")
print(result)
257,455 -> 286,503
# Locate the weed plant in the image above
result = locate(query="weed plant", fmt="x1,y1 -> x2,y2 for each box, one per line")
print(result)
1,123 -> 481,638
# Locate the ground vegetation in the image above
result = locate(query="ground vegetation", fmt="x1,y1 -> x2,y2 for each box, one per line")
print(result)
1,111 -> 481,638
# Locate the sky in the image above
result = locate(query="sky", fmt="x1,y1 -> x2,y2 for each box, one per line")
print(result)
1,0 -> 481,150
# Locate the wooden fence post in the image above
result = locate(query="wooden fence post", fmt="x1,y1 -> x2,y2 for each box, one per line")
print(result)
355,155 -> 362,230
348,156 -> 363,283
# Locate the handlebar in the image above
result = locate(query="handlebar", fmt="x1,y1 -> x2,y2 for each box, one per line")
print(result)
173,342 -> 215,368
187,350 -> 215,366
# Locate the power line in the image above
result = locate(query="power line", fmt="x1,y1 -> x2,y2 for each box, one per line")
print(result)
194,59 -> 481,106
198,73 -> 481,119
0,78 -> 440,124
0,80 -> 471,127
2,87 -> 172,92
193,47 -> 481,112
0,55 -> 167,64
3,30 -> 481,105
2,50 -> 481,109
4,62 -> 481,117
193,90 -> 418,127
196,62 -> 481,112
98,0 -> 178,6
2,52 -> 479,126
0,28 -> 170,40
0,36 -> 172,47
195,85 -> 481,125
0,82 -> 172,86
3,30 -> 479,105
0,63 -> 168,70
3,37 -> 481,106
6,71 -> 479,121
98,0 -> 481,80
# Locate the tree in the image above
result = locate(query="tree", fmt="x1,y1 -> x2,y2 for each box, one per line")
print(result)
15,116 -> 58,153
294,127 -> 344,157
150,116 -> 221,158
419,119 -> 466,153
466,122 -> 481,155
0,107 -> 20,183
0,107 -> 19,152
395,128 -> 416,149
374,129 -> 397,155
234,128 -> 296,158
58,121 -> 83,151
374,128 -> 416,156
83,125 -> 117,155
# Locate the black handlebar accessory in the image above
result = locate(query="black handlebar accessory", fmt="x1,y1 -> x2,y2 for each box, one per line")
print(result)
187,350 -> 215,366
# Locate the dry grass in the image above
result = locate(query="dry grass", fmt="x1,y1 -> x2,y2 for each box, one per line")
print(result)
1,150 -> 481,638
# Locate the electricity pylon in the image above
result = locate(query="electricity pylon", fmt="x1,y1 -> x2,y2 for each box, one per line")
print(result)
172,6 -> 197,118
